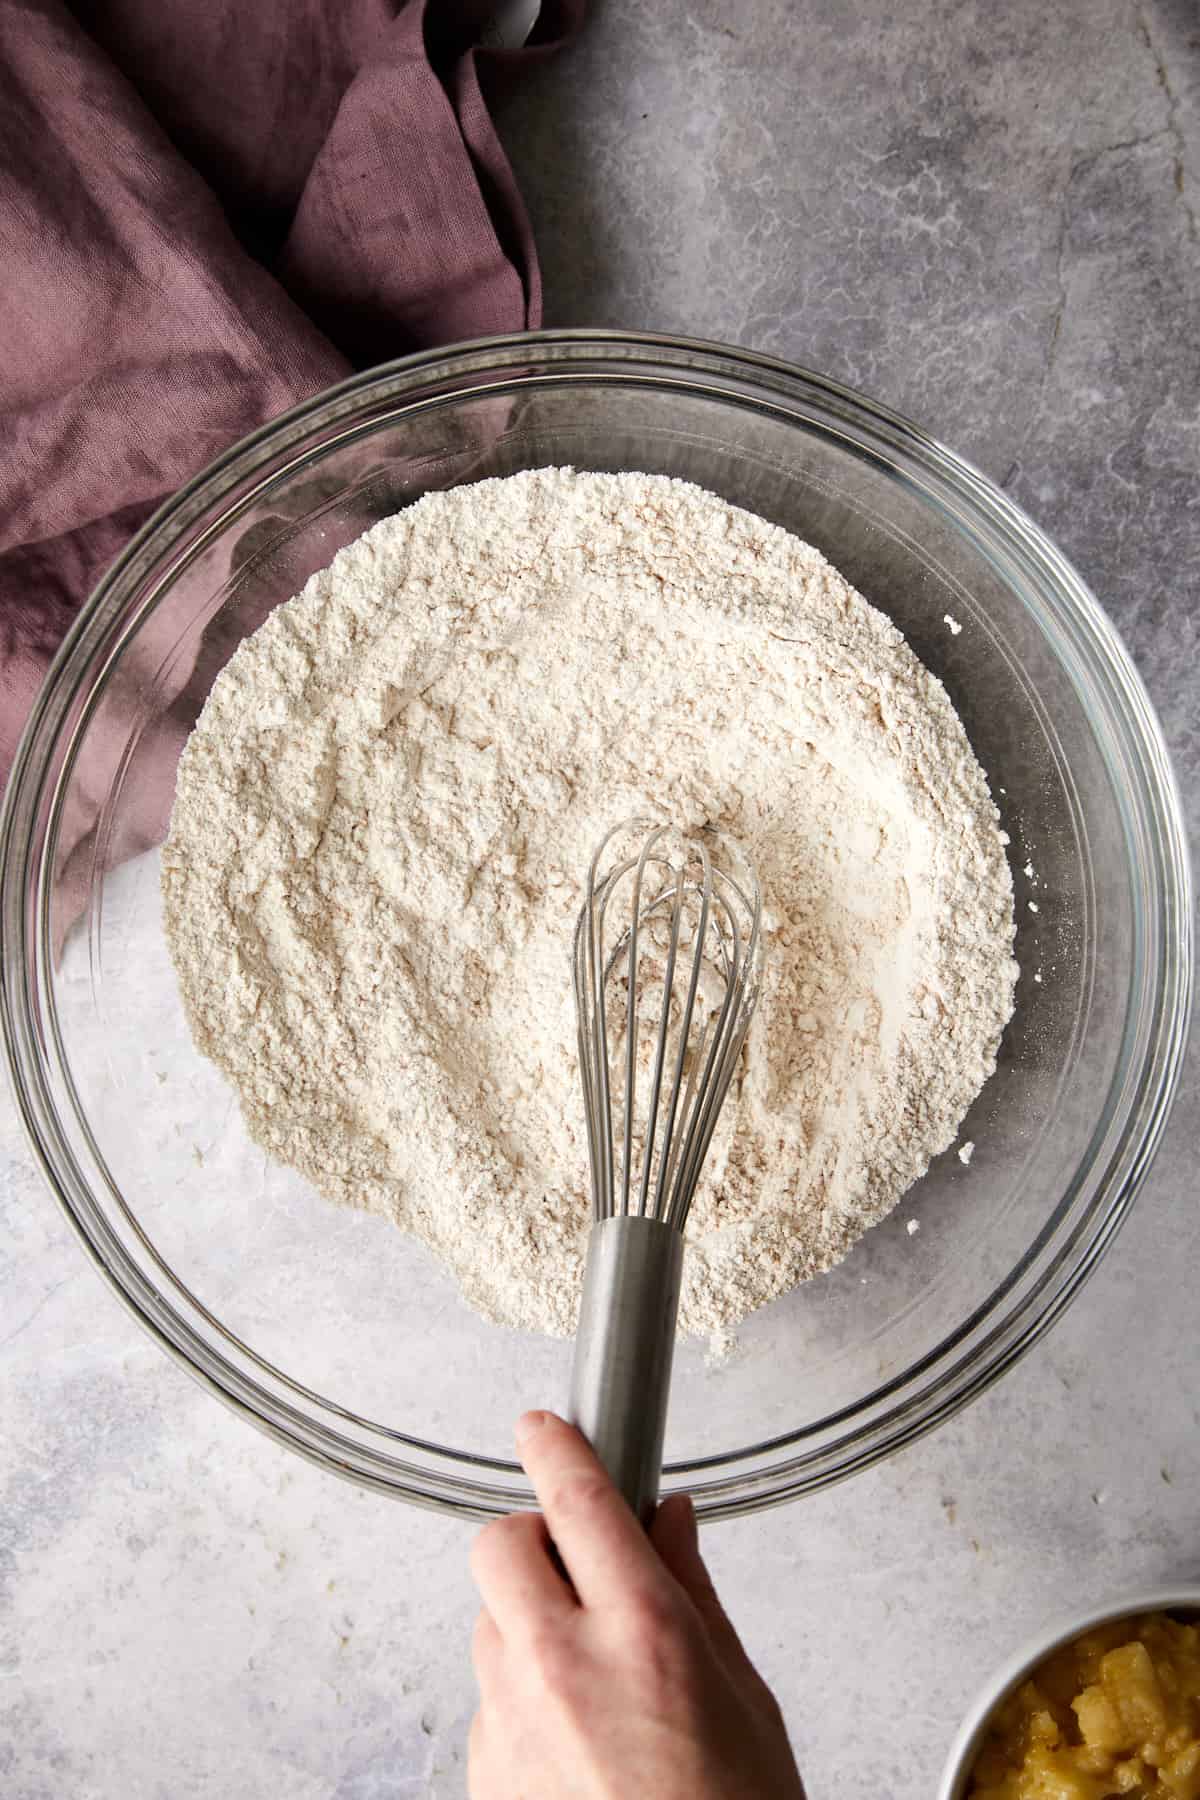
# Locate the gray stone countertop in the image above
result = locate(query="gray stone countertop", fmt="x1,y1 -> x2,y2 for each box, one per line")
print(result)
2,1 -> 1196,1795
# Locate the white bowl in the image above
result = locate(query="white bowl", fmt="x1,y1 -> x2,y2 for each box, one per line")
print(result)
938,1584 -> 1200,1798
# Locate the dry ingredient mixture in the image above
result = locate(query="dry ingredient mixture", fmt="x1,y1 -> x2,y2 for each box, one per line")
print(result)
162,469 -> 1017,1338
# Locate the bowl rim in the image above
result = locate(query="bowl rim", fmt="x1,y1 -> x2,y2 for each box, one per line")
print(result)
937,1583 -> 1200,1797
1,328 -> 1193,1515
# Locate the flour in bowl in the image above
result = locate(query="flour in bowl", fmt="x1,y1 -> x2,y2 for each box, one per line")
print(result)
162,469 -> 1017,1337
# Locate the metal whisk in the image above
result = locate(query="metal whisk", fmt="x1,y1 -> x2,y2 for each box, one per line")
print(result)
567,819 -> 763,1520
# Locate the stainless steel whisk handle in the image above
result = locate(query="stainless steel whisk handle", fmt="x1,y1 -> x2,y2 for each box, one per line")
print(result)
568,1215 -> 684,1524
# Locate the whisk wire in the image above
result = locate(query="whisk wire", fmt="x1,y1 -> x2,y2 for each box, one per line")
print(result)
651,848 -> 714,1220
671,886 -> 746,1225
582,822 -> 624,1217
636,844 -> 687,1220
573,820 -> 761,1232
622,828 -> 663,1216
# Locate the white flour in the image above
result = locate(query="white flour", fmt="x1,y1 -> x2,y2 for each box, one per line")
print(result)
162,470 -> 1017,1338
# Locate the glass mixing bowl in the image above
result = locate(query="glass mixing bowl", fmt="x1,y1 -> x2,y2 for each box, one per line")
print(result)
1,333 -> 1191,1517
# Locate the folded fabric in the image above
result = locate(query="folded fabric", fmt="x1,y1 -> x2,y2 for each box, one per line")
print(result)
0,0 -> 583,802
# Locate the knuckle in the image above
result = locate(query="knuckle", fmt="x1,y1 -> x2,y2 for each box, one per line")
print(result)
525,1623 -> 588,1707
755,1679 -> 788,1729
690,1568 -> 721,1608
639,1634 -> 693,1710
621,1593 -> 697,1698
471,1610 -> 498,1665
531,1625 -> 570,1684
628,1584 -> 686,1642
548,1471 -> 612,1522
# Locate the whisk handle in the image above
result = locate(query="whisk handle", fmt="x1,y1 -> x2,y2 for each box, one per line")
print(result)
568,1216 -> 684,1525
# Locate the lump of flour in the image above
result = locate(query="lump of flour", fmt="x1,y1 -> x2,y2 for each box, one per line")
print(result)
161,469 -> 1017,1338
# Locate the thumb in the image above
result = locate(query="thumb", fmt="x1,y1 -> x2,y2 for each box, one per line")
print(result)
650,1493 -> 762,1683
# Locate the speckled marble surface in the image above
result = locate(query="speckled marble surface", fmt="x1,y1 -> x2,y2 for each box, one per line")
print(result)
2,2 -> 1197,1796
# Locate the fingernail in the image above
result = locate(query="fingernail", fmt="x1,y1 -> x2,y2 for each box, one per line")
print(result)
673,1491 -> 696,1525
663,1491 -> 698,1545
515,1410 -> 549,1448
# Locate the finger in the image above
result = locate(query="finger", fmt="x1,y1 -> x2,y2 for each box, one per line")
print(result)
650,1492 -> 762,1680
467,1709 -> 490,1800
469,1508 -> 575,1639
515,1410 -> 668,1611
470,1609 -> 504,1686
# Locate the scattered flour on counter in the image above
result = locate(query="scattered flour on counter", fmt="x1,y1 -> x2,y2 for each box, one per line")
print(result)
162,469 -> 1018,1339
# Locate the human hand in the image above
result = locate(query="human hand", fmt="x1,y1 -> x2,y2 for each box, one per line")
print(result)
468,1410 -> 806,1800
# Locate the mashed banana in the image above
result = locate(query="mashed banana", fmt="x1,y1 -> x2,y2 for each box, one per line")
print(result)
969,1613 -> 1200,1799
